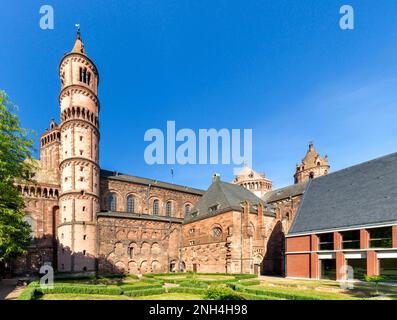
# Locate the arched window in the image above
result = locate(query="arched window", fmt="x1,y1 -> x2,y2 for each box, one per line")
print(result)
108,193 -> 117,211
166,201 -> 172,217
152,200 -> 159,216
127,195 -> 135,213
184,204 -> 191,215
309,172 -> 314,179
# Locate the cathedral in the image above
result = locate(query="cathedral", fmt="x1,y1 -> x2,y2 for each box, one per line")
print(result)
13,32 -> 330,276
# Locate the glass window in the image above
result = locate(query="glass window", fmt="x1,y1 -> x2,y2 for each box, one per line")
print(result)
153,200 -> 159,215
212,227 -> 222,238
109,193 -> 117,211
166,201 -> 172,217
369,227 -> 392,248
380,258 -> 397,282
318,233 -> 334,250
341,230 -> 360,249
184,204 -> 191,215
127,195 -> 135,213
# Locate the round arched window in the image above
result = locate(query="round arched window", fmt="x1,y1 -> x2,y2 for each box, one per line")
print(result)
212,227 -> 222,238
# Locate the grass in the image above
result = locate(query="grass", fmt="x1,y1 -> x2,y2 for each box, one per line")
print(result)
18,273 -> 397,300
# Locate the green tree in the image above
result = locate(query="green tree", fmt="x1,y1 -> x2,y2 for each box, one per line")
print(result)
0,90 -> 34,265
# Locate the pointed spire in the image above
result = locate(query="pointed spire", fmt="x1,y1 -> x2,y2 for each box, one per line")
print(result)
71,24 -> 86,55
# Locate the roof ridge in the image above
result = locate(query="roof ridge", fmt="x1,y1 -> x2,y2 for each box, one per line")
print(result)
311,151 -> 397,182
101,169 -> 205,192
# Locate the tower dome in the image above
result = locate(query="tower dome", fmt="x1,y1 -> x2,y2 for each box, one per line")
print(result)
233,163 -> 272,197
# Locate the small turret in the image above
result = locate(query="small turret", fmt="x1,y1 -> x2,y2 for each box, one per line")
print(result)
294,142 -> 329,184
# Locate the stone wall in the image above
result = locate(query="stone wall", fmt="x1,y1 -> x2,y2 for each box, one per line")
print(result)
97,214 -> 183,274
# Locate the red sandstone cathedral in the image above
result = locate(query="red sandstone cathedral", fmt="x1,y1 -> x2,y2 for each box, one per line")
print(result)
13,32 -> 330,276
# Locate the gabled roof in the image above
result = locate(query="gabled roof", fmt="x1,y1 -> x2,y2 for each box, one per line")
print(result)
100,169 -> 205,195
185,176 -> 271,223
262,181 -> 308,203
288,152 -> 397,236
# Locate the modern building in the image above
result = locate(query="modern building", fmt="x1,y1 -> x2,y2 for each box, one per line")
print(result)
286,153 -> 397,281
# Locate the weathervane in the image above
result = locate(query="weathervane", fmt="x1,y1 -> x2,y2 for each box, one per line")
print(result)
75,23 -> 81,38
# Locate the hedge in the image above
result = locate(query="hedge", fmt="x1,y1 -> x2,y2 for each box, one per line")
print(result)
167,287 -> 206,295
18,288 -> 37,300
124,288 -> 165,297
119,284 -> 163,292
37,285 -> 122,295
233,274 -> 258,280
238,280 -> 261,286
238,292 -> 284,300
235,286 -> 321,300
140,278 -> 165,285
179,281 -> 209,288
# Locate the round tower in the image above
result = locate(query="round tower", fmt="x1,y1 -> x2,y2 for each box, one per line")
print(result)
57,30 -> 100,272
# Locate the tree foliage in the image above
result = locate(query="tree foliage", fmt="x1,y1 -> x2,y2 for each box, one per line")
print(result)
0,90 -> 34,262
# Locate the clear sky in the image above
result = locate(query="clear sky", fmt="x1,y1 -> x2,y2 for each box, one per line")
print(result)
2,0 -> 397,190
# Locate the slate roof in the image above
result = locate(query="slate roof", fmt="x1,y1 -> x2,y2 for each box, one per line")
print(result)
185,177 -> 272,223
288,152 -> 397,236
100,169 -> 205,195
262,181 -> 308,203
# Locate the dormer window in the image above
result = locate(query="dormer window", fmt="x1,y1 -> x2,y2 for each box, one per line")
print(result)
208,204 -> 219,214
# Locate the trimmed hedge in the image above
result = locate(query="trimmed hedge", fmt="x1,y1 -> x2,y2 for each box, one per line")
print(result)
167,287 -> 206,295
235,285 -> 321,300
124,288 -> 166,297
119,284 -> 163,292
233,274 -> 258,280
140,278 -> 165,285
238,292 -> 284,300
179,281 -> 209,288
18,288 -> 36,300
238,280 -> 261,286
37,285 -> 122,295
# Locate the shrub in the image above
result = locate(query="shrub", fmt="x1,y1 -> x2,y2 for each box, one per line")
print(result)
27,281 -> 39,287
238,292 -> 284,300
119,284 -> 163,292
233,274 -> 258,280
204,285 -> 244,300
37,284 -> 122,295
239,286 -> 321,300
124,288 -> 165,297
238,280 -> 260,286
365,275 -> 386,295
140,277 -> 165,285
18,288 -> 37,300
167,287 -> 206,295
179,280 -> 209,288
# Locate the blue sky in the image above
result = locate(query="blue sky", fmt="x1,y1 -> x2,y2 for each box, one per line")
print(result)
2,0 -> 397,190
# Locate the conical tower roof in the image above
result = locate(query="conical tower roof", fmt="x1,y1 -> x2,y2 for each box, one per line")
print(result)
71,29 -> 86,55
